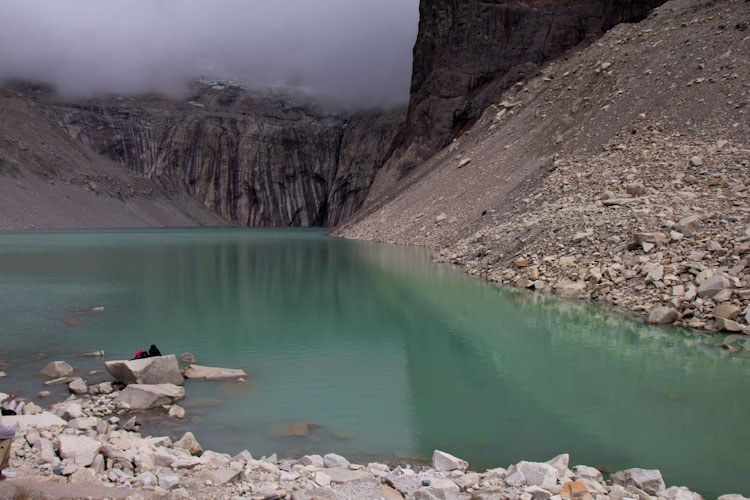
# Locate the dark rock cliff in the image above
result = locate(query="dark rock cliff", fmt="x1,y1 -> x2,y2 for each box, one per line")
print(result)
383,0 -> 666,181
36,86 -> 403,227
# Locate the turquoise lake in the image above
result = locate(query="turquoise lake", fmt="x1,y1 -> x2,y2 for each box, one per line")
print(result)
0,228 -> 748,497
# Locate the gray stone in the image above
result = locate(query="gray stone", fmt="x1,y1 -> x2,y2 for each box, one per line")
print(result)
173,431 -> 203,456
517,461 -> 558,489
168,405 -> 186,419
648,306 -> 679,325
183,364 -> 248,379
114,383 -> 185,410
58,434 -> 102,466
689,155 -> 703,166
572,231 -> 593,242
558,280 -> 586,299
413,478 -> 461,500
2,411 -> 66,428
178,352 -> 196,364
158,473 -> 181,490
665,486 -> 702,500
572,465 -> 602,482
717,495 -> 750,500
40,361 -> 73,378
525,485 -> 552,500
105,354 -> 183,385
69,467 -> 100,484
715,317 -> 743,332
611,468 -> 665,495
324,467 -> 376,484
545,454 -> 569,476
505,469 -> 526,487
300,454 -> 325,467
432,449 -> 468,472
626,183 -> 647,197
206,466 -> 242,485
68,378 -> 88,394
323,452 -> 350,468
698,274 -> 731,299
633,232 -> 669,245
677,215 -> 701,236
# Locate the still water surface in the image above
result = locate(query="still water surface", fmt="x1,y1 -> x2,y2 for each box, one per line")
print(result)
0,228 -> 748,496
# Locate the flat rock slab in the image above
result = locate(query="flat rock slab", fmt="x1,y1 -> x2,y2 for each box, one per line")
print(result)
183,364 -> 248,379
106,354 -> 183,385
0,412 -> 66,429
323,467 -> 376,484
114,383 -> 185,410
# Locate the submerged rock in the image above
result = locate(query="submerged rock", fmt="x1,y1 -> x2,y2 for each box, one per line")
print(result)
183,364 -> 247,380
40,361 -> 73,378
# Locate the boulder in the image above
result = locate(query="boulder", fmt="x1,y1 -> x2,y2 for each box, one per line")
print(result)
665,486 -> 702,500
412,478 -> 461,500
546,454 -> 570,476
323,452 -> 350,468
517,461 -> 558,489
40,361 -> 73,378
68,378 -> 88,394
633,232 -> 669,245
68,467 -> 101,485
697,274 -> 731,299
173,431 -> 203,456
114,384 -> 185,410
714,303 -> 741,320
0,412 -> 66,429
432,450 -> 468,472
572,465 -> 602,482
168,405 -> 186,419
526,486 -> 553,500
207,466 -> 242,485
105,354 -> 183,385
178,352 -> 196,364
58,434 -> 102,466
158,473 -> 181,490
611,468 -> 665,496
648,306 -> 679,325
183,364 -> 248,379
300,454 -> 325,467
677,215 -> 701,236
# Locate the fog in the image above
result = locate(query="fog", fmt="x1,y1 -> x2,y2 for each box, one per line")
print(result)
0,0 -> 419,109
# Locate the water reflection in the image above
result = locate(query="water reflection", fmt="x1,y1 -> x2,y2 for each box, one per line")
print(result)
0,228 -> 747,497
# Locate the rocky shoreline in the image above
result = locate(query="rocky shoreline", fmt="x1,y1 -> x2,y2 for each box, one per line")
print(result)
438,129 -> 750,344
1,356 -> 748,500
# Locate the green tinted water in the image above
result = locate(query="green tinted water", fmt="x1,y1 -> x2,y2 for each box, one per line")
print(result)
0,228 -> 747,497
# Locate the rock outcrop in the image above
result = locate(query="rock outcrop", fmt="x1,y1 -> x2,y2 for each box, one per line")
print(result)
378,0 -> 667,182
114,383 -> 185,410
31,85 -> 404,227
105,355 -> 183,386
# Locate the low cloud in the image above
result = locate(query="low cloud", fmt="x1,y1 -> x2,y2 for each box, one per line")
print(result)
0,0 -> 418,109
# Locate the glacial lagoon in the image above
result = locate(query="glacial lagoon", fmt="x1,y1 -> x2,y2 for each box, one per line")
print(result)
0,228 -> 747,497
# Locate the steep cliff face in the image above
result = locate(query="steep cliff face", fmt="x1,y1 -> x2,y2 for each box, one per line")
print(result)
36,85 -> 404,227
378,0 -> 666,186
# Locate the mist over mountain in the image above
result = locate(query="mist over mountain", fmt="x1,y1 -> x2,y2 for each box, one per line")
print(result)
0,0 -> 418,109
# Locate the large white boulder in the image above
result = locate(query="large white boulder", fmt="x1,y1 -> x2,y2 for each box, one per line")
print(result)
183,364 -> 248,379
58,434 -> 102,466
105,354 -> 183,386
432,450 -> 468,472
611,468 -> 665,496
517,461 -> 559,489
114,383 -> 185,410
1,411 -> 66,429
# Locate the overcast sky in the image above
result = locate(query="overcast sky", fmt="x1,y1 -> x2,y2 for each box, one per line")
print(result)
0,0 -> 419,109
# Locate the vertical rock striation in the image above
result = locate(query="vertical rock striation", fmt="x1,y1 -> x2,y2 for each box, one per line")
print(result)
37,86 -> 404,227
